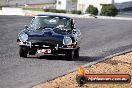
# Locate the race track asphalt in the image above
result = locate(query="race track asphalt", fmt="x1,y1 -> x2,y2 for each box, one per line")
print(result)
0,16 -> 132,88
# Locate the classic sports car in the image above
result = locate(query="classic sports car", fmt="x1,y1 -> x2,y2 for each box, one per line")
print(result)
17,14 -> 81,60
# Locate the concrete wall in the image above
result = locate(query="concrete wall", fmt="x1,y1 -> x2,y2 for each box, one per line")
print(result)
66,0 -> 77,11
56,0 -> 76,11
56,0 -> 67,10
0,7 -> 24,15
114,1 -> 132,10
115,0 -> 132,3
77,0 -> 132,13
77,0 -> 113,13
0,0 -> 56,6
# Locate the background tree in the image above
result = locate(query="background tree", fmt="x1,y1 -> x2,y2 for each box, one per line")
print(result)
86,5 -> 98,15
100,4 -> 118,16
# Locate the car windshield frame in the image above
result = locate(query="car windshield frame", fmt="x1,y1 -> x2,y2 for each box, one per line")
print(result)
29,16 -> 73,30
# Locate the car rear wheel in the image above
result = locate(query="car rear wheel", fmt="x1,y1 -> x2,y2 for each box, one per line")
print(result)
19,47 -> 28,58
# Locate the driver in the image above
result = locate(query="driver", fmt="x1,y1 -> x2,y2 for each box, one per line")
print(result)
57,20 -> 65,28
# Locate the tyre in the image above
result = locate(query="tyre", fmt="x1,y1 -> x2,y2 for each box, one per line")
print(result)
76,75 -> 87,87
74,48 -> 80,58
29,50 -> 36,55
19,47 -> 28,58
65,50 -> 74,60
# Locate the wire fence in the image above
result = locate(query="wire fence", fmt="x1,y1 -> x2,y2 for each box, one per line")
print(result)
0,0 -> 56,7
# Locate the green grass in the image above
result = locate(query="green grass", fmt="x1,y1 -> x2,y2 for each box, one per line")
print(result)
22,8 -> 44,12
23,8 -> 67,13
34,3 -> 54,6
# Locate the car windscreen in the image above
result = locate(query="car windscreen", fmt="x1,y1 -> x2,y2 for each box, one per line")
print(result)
30,16 -> 72,30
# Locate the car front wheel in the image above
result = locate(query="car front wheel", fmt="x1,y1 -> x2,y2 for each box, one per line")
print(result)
65,50 -> 74,60
74,48 -> 80,58
19,47 -> 28,58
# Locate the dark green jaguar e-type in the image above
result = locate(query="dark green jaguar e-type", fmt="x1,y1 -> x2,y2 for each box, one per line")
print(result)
17,14 -> 81,60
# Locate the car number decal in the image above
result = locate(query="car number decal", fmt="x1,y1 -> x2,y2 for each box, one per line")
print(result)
37,49 -> 51,54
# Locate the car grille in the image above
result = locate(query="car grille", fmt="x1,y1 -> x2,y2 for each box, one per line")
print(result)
31,42 -> 54,48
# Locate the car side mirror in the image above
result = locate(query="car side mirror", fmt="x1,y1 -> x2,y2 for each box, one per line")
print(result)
25,25 -> 28,29
72,25 -> 76,30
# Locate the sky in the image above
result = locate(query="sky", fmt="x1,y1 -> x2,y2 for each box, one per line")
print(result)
115,0 -> 132,3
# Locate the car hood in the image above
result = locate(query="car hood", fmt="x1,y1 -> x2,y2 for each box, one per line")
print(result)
25,28 -> 72,44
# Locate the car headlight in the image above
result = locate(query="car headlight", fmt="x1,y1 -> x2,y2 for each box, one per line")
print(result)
63,36 -> 72,45
19,33 -> 28,42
